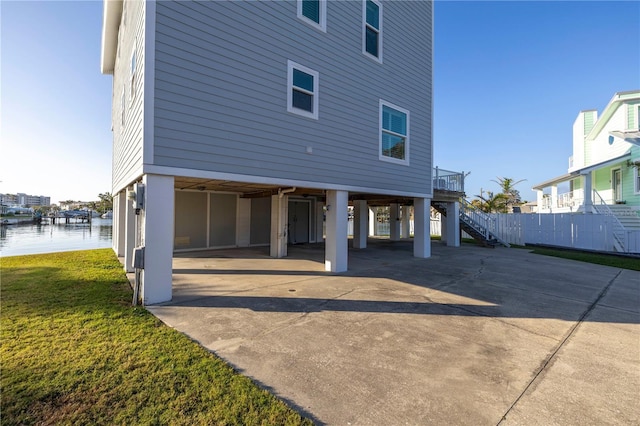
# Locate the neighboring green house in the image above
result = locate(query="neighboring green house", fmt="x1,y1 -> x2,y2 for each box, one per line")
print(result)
533,91 -> 640,220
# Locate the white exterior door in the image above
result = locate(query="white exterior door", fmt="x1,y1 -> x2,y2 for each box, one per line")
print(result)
612,169 -> 622,202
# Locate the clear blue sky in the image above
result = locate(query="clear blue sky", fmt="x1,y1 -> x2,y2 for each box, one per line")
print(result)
1,1 -> 639,204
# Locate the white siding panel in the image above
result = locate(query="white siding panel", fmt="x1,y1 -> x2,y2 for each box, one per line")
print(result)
152,1 -> 433,195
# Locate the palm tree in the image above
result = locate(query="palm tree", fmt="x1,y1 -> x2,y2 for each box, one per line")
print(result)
491,177 -> 526,212
472,191 -> 508,213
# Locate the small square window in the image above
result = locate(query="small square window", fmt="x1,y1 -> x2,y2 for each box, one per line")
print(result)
363,0 -> 382,62
287,61 -> 319,120
298,0 -> 326,32
380,100 -> 409,164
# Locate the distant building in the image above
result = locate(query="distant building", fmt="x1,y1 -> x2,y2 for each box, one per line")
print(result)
0,193 -> 51,207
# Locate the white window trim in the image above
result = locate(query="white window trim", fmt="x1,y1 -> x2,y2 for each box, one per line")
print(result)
297,0 -> 327,32
634,166 -> 640,195
287,60 -> 319,120
130,43 -> 137,100
362,0 -> 383,63
379,99 -> 409,165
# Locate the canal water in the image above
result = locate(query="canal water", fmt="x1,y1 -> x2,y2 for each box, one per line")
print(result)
0,218 -> 113,257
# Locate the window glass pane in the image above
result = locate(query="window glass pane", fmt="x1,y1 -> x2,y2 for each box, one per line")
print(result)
382,106 -> 407,135
292,89 -> 313,112
302,0 -> 320,23
366,0 -> 379,28
293,69 -> 314,92
382,132 -> 405,160
365,28 -> 378,57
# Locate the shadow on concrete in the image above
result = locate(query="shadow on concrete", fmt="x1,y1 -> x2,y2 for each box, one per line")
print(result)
167,239 -> 639,324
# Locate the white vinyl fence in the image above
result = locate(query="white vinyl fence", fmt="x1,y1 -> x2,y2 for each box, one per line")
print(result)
488,213 -> 640,254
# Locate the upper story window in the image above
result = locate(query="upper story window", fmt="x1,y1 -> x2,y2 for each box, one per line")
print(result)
363,0 -> 382,62
298,0 -> 326,32
380,100 -> 409,164
287,60 -> 319,120
634,166 -> 640,195
130,44 -> 137,100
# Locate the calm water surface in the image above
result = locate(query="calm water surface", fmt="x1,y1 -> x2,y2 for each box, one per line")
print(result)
0,218 -> 113,257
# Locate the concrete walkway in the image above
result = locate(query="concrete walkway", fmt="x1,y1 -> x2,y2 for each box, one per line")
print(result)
148,240 -> 639,425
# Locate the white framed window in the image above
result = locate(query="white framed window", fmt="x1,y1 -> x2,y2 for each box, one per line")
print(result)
130,44 -> 137,100
297,0 -> 326,32
379,100 -> 409,164
287,60 -> 319,120
363,0 -> 382,62
634,166 -> 640,195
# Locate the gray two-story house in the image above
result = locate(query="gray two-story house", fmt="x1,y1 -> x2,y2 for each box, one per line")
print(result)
101,0 -> 434,304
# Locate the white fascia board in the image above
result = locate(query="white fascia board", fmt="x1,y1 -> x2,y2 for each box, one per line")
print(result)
100,0 -> 123,74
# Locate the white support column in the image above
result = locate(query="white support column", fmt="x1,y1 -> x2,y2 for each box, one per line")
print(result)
550,185 -> 558,212
353,199 -> 368,249
583,172 -> 593,213
440,213 -> 447,243
237,198 -> 251,247
445,201 -> 460,247
270,194 -> 288,257
369,207 -> 376,236
389,203 -> 401,241
401,205 -> 411,238
115,191 -> 126,256
315,201 -> 324,243
325,190 -> 348,272
536,190 -> 544,213
140,174 -> 174,305
124,191 -> 136,273
413,197 -> 431,258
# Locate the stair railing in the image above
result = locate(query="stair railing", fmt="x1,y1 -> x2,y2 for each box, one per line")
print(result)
592,190 -> 627,252
459,198 -> 510,247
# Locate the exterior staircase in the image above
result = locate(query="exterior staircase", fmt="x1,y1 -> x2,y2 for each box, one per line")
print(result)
432,200 -> 510,248
605,205 -> 640,230
592,191 -> 640,252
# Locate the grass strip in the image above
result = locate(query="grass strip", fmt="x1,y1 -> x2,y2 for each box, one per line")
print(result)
529,246 -> 640,271
1,249 -> 312,425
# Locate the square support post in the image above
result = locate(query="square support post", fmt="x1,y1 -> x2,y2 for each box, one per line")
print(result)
124,189 -> 136,273
114,191 -> 126,257
270,194 -> 288,257
369,207 -> 376,236
445,201 -> 460,247
583,172 -> 593,213
353,199 -> 368,249
413,197 -> 431,258
140,174 -> 175,305
389,203 -> 401,241
325,190 -> 348,272
401,205 -> 411,238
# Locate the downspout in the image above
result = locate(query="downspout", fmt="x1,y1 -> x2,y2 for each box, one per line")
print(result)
278,187 -> 296,198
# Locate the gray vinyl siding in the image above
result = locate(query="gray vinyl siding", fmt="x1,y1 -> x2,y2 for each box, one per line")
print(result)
250,197 -> 271,245
112,0 -> 145,194
152,0 -> 433,195
174,191 -> 208,249
209,194 -> 237,246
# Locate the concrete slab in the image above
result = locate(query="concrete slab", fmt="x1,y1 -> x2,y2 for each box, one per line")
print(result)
148,240 -> 640,425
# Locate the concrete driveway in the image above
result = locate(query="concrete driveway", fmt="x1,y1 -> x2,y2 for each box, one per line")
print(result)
148,240 -> 639,425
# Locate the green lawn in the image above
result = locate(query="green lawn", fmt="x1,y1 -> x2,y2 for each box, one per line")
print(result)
1,249 -> 312,425
528,246 -> 640,271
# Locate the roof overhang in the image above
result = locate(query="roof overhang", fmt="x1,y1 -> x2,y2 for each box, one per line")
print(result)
532,152 -> 632,190
100,0 -> 123,75
586,90 -> 640,141
610,130 -> 640,146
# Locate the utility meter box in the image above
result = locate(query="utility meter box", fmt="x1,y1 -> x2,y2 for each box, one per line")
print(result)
133,246 -> 145,269
128,183 -> 145,209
